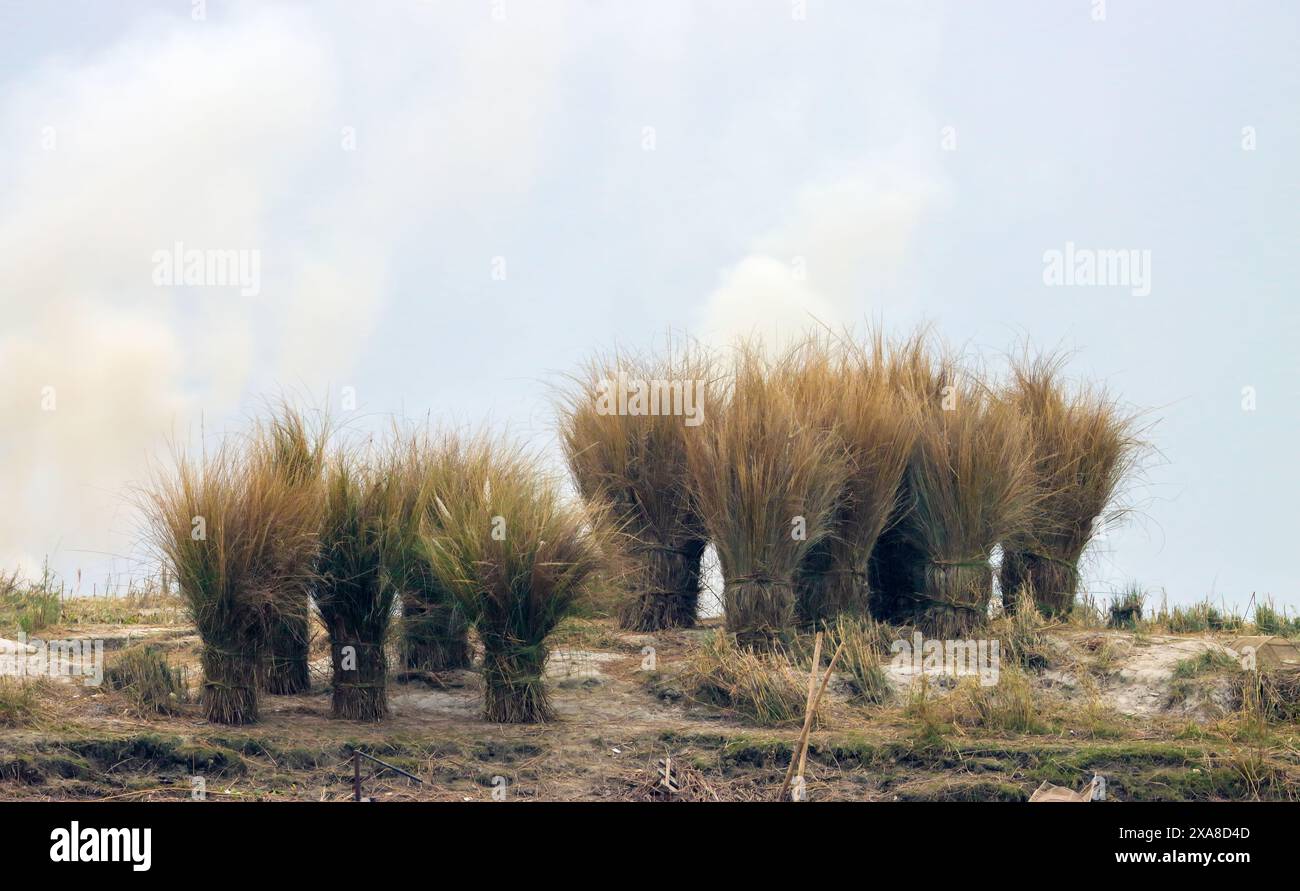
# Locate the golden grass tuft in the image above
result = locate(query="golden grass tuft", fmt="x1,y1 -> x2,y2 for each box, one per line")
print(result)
686,631 -> 815,726
105,643 -> 188,716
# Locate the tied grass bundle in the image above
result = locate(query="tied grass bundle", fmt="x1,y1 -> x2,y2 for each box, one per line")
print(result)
251,399 -> 328,694
786,333 -> 917,625
422,448 -> 610,723
388,426 -> 482,672
1000,353 -> 1144,616
869,332 -> 962,622
558,339 -> 714,631
144,441 -> 318,725
895,375 -> 1039,637
684,342 -> 848,649
314,452 -> 398,721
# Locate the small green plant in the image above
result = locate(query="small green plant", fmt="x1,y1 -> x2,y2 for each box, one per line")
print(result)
1108,584 -> 1145,629
950,667 -> 1046,734
1172,648 -> 1239,680
0,563 -> 63,635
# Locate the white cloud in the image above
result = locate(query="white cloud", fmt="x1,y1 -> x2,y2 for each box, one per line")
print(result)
699,157 -> 946,349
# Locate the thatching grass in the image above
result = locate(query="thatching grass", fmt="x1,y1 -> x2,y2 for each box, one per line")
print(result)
313,449 -> 399,721
386,426 -> 482,672
892,370 -> 1039,636
557,338 -> 715,631
105,644 -> 187,715
786,332 -> 916,625
999,352 -> 1144,617
250,399 -> 328,694
143,439 -> 319,724
684,341 -> 848,648
869,330 -> 959,622
421,446 -> 611,723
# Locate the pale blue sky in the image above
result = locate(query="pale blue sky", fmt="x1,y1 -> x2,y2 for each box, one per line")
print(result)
0,1 -> 1296,611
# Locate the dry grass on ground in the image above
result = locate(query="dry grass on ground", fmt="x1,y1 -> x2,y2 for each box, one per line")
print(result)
0,595 -> 1297,802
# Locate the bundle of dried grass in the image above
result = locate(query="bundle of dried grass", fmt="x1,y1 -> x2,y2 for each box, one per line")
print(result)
249,399 -> 328,694
869,331 -> 960,622
1000,352 -> 1144,616
313,449 -> 399,721
558,338 -> 715,631
422,446 -> 612,723
386,426 -> 484,672
143,440 -> 319,724
893,373 -> 1039,637
684,341 -> 848,648
786,332 -> 917,625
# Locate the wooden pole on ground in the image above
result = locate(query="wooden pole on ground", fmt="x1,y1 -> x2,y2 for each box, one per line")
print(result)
779,634 -> 846,802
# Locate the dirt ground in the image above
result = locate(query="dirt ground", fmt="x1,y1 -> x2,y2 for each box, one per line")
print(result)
2,610 -> 1297,802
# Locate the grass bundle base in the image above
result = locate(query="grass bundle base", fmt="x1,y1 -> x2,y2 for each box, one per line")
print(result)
1000,550 -> 1078,618
200,646 -> 260,725
868,526 -> 926,623
262,610 -> 312,694
795,538 -> 870,626
906,561 -> 993,638
401,599 -> 471,672
481,644 -> 552,723
725,576 -> 796,650
328,640 -> 388,721
618,540 -> 706,631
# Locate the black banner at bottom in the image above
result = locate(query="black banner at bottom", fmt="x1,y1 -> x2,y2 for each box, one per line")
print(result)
4,801 -> 1281,878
